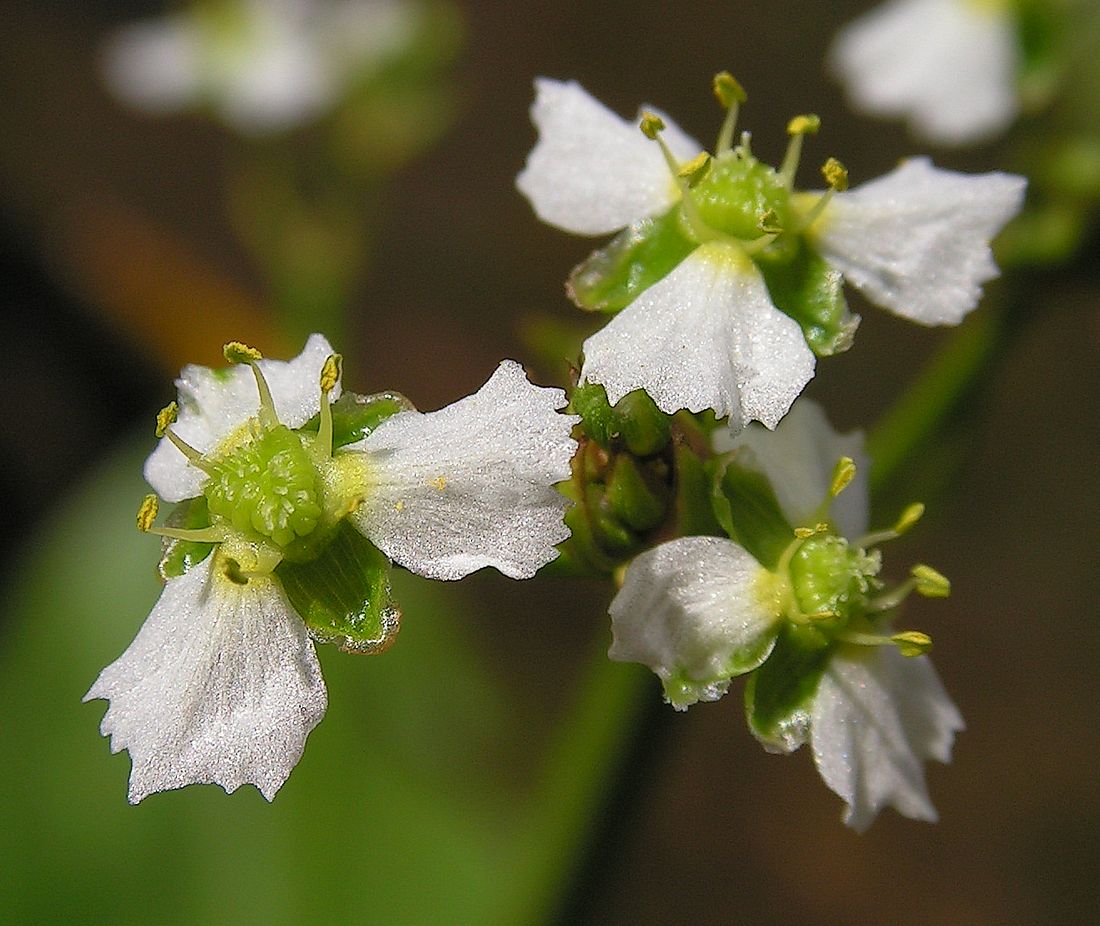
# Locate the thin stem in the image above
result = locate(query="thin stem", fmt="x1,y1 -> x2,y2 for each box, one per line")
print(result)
496,634 -> 653,925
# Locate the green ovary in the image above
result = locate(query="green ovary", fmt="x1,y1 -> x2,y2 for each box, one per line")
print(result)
689,156 -> 791,241
204,424 -> 324,548
788,535 -> 879,621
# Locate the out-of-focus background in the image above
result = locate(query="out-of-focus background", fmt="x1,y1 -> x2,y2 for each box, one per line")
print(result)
1,1 -> 1097,923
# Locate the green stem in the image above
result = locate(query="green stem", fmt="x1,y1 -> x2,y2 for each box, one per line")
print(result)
498,633 -> 651,925
866,307 -> 1003,499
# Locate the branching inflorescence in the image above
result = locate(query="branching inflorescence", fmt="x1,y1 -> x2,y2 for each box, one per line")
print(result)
87,64 -> 1025,831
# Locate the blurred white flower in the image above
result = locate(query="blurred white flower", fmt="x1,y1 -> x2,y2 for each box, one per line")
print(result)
102,0 -> 418,134
608,400 -> 964,829
830,0 -> 1019,145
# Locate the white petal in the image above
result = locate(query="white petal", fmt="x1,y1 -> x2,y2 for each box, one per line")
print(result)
581,243 -> 815,429
350,360 -> 578,580
144,333 -> 339,502
811,645 -> 964,831
714,399 -> 869,537
516,78 -> 702,236
84,555 -> 327,803
830,0 -> 1018,145
609,537 -> 780,709
812,158 -> 1026,325
101,18 -> 203,114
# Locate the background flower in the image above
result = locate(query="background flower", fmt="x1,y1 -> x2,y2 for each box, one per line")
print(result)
830,0 -> 1020,145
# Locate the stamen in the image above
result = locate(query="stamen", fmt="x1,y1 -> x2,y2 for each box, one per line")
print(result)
136,494 -> 159,532
317,353 -> 342,458
779,113 -> 820,187
757,208 -> 782,234
155,399 -> 212,471
857,502 -> 926,550
866,578 -> 916,614
830,456 -> 856,498
146,524 -> 229,544
712,71 -> 747,155
912,564 -> 951,598
835,629 -> 892,648
891,630 -> 934,657
678,152 -> 713,188
894,502 -> 925,534
223,341 -> 263,364
795,157 -> 849,231
224,341 -> 278,429
740,231 -> 780,257
640,113 -> 719,243
155,402 -> 178,438
165,429 -> 209,468
822,157 -> 849,191
639,111 -> 679,175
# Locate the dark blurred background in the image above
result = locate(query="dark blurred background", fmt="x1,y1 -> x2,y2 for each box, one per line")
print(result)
1,2 -> 1098,924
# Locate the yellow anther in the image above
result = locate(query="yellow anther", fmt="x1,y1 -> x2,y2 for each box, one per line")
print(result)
320,354 -> 342,394
794,526 -> 815,539
830,456 -> 857,498
639,112 -> 666,140
787,114 -> 821,136
712,71 -> 747,108
430,475 -> 448,491
894,502 -> 925,535
822,157 -> 849,192
136,494 -> 159,532
155,402 -> 179,439
678,152 -> 712,187
223,341 -> 263,364
757,208 -> 782,233
912,564 -> 951,598
394,500 -> 405,512
892,630 -> 934,657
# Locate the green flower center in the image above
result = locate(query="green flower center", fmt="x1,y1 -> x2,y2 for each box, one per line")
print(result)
204,423 -> 323,548
787,534 -> 880,625
688,154 -> 791,241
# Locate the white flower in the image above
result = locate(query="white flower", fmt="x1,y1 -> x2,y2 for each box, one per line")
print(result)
829,0 -> 1019,145
84,555 -> 327,803
608,399 -> 964,828
102,0 -> 418,134
88,338 -> 578,800
517,79 -> 1025,427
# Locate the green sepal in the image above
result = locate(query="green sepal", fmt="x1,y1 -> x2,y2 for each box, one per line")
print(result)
567,208 -> 696,313
276,521 -> 400,654
758,241 -> 857,356
745,623 -> 832,753
157,496 -> 214,580
604,455 -> 669,532
711,458 -> 793,571
672,439 -> 723,538
584,484 -> 638,555
571,382 -> 671,456
299,391 -> 415,449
